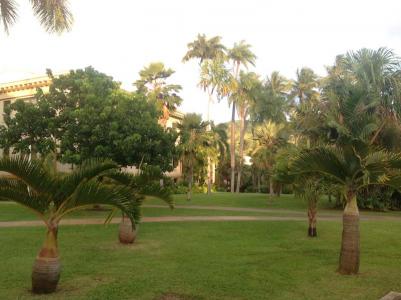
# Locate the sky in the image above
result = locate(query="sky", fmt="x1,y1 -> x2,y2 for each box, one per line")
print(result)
1,0 -> 401,124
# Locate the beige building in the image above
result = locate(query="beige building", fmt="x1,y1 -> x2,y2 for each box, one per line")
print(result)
0,75 -> 183,178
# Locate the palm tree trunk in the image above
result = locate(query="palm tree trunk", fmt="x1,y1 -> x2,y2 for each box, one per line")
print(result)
32,224 -> 60,294
257,173 -> 261,193
207,90 -> 212,195
307,200 -> 317,237
236,112 -> 246,193
339,192 -> 359,274
269,176 -> 274,197
119,215 -> 137,244
187,164 -> 193,201
230,104 -> 236,193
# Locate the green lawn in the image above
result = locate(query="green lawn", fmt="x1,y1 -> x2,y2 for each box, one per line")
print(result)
1,193 -> 401,222
1,221 -> 401,299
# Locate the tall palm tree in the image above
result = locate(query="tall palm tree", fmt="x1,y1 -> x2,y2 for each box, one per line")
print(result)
227,41 -> 256,193
232,71 -> 260,192
0,156 -> 139,293
182,34 -> 226,65
198,54 -> 231,193
183,34 -> 226,194
0,0 -> 73,33
290,67 -> 320,105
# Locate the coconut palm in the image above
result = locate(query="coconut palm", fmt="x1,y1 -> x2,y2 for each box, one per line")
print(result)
0,0 -> 73,33
0,156 -> 139,293
227,41 -> 256,193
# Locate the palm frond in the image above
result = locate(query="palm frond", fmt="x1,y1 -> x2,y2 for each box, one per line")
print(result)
0,177 -> 48,219
57,179 -> 142,225
106,170 -> 173,208
0,0 -> 17,33
0,156 -> 55,194
290,147 -> 347,184
56,159 -> 118,205
30,0 -> 73,33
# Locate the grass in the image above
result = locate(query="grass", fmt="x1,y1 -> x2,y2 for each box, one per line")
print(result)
1,193 -> 401,222
1,221 -> 401,299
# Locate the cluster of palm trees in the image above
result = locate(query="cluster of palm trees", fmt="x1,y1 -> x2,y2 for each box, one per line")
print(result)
183,35 -> 257,194
183,35 -> 401,275
253,48 -> 401,275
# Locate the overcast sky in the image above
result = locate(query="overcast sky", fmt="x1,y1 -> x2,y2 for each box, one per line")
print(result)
1,0 -> 401,123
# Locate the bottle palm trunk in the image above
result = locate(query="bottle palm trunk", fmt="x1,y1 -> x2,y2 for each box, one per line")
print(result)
339,192 -> 360,274
307,201 -> 317,237
32,224 -> 60,294
119,215 -> 137,244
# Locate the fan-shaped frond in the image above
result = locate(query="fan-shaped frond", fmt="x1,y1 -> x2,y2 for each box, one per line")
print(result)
291,147 -> 347,184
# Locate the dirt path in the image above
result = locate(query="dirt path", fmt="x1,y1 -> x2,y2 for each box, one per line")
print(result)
0,213 -> 400,228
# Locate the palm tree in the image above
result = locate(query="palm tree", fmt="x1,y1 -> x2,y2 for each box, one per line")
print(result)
292,146 -> 401,274
227,41 -> 256,193
232,71 -> 260,192
295,178 -> 322,237
105,165 -> 173,243
183,34 -> 226,194
182,34 -> 226,65
291,83 -> 401,274
178,113 -> 209,201
0,0 -> 73,33
252,121 -> 287,197
198,55 -> 232,193
0,156 -> 139,293
135,62 -> 182,129
324,48 -> 401,147
290,67 -> 320,105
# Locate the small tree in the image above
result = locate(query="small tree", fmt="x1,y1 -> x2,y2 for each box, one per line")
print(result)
0,156 -> 139,293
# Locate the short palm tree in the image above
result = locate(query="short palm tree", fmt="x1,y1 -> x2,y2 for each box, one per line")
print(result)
292,146 -> 401,274
0,0 -> 73,33
0,156 -> 139,293
105,165 -> 173,243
